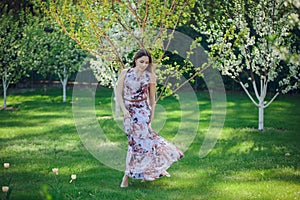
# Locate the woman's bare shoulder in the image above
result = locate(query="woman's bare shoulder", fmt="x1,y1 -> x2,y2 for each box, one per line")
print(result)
121,68 -> 130,74
120,68 -> 130,76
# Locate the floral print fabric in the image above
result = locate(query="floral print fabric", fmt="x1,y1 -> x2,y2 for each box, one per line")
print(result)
123,68 -> 183,181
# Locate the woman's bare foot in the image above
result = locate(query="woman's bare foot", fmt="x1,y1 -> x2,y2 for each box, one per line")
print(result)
120,174 -> 129,188
161,171 -> 171,177
176,147 -> 184,159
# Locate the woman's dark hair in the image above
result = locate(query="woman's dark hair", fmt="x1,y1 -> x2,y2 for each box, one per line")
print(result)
133,49 -> 153,72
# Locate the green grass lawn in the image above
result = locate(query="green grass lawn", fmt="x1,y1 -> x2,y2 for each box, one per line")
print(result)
0,87 -> 299,200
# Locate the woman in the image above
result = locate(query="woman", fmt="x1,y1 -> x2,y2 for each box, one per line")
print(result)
116,49 -> 184,188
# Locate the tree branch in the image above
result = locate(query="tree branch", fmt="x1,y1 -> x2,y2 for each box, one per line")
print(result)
53,12 -> 100,57
112,1 -> 146,50
112,9 -> 144,48
163,1 -> 189,51
262,77 -> 268,99
156,75 -> 170,102
57,71 -> 63,85
240,81 -> 259,107
142,0 -> 149,33
252,80 -> 260,100
103,34 -> 126,69
151,27 -> 164,46
73,2 -> 126,69
2,68 -> 11,90
125,0 -> 142,30
5,68 -> 14,90
264,92 -> 279,108
172,64 -> 209,94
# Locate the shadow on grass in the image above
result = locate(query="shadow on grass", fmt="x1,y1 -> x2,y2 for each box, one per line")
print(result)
1,88 -> 300,199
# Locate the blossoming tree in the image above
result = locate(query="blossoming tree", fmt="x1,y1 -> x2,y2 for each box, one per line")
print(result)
193,0 -> 300,130
43,0 -> 197,115
273,0 -> 300,66
0,8 -> 30,109
23,18 -> 88,103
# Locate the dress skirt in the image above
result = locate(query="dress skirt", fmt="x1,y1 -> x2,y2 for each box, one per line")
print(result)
123,99 -> 183,181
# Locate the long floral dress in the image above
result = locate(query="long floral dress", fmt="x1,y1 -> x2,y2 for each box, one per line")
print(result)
123,68 -> 184,181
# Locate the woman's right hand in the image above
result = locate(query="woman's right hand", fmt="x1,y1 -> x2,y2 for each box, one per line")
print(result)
123,109 -> 130,119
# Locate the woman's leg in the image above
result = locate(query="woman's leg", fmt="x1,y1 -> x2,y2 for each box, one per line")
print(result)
120,174 -> 129,188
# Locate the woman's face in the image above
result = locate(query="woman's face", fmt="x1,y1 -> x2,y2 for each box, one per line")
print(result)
135,56 -> 150,72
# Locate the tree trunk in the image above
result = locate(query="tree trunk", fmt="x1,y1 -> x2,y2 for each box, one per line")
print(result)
2,77 -> 7,109
240,81 -> 267,131
258,99 -> 264,131
114,84 -> 120,118
63,78 -> 67,103
59,67 -> 68,103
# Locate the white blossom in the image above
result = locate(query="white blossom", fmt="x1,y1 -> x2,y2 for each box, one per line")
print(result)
2,186 -> 9,193
3,163 -> 9,168
52,168 -> 58,175
193,0 -> 300,130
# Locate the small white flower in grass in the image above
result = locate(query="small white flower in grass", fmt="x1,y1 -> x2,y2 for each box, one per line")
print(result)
69,174 -> 77,183
2,186 -> 9,193
285,152 -> 291,157
52,168 -> 59,175
3,163 -> 9,168
71,174 -> 76,180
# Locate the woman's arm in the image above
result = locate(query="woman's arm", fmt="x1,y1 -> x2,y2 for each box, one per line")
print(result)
116,69 -> 130,118
149,73 -> 157,122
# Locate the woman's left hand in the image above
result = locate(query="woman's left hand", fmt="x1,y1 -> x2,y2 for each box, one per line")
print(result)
123,109 -> 131,119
